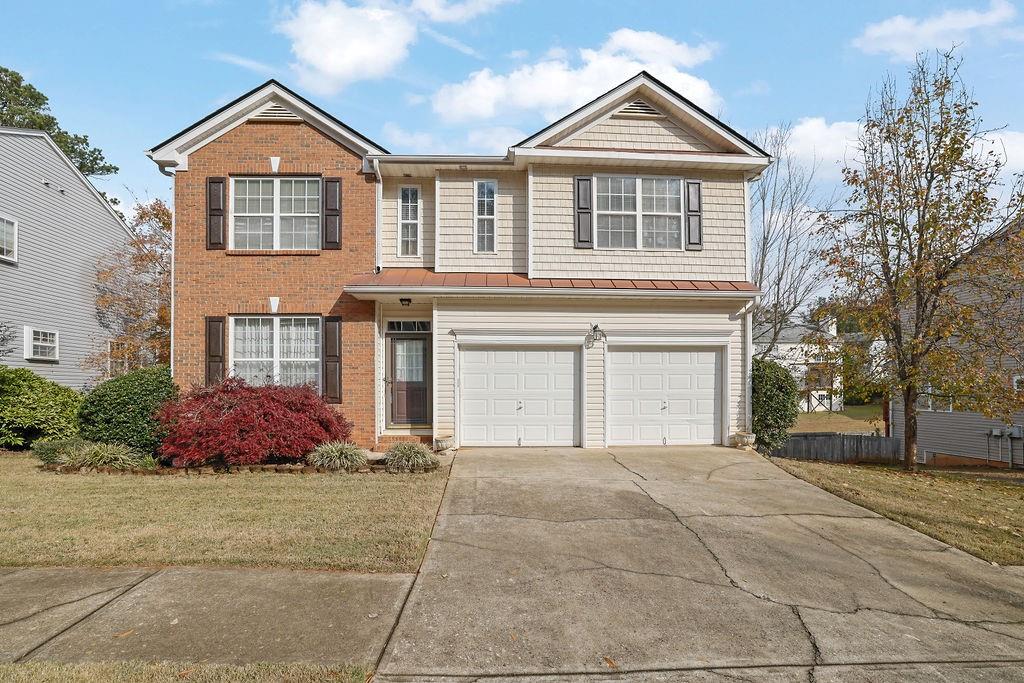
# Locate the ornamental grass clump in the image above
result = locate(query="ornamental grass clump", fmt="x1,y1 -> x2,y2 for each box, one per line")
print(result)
384,442 -> 439,472
307,442 -> 368,471
31,436 -> 89,464
61,442 -> 157,470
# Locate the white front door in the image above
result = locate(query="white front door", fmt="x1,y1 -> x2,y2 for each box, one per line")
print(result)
459,347 -> 578,446
607,347 -> 721,445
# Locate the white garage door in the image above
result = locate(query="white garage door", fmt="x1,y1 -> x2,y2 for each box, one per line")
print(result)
460,347 -> 578,446
607,347 -> 721,445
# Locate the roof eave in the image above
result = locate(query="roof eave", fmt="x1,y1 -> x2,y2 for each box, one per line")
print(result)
344,285 -> 761,301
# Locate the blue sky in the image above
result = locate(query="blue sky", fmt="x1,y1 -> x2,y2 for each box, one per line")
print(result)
3,0 -> 1023,213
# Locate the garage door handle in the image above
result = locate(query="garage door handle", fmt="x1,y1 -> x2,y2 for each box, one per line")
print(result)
517,400 -> 523,411
661,400 -> 668,410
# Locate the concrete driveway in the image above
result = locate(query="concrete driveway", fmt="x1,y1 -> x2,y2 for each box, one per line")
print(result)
378,446 -> 1024,681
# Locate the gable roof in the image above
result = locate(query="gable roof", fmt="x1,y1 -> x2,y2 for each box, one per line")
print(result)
514,71 -> 770,158
0,126 -> 133,238
146,80 -> 388,174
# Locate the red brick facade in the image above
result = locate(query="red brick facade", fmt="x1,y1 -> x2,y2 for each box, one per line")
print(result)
173,120 -> 377,446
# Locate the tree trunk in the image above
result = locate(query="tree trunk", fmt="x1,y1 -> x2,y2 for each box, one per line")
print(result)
902,385 -> 917,471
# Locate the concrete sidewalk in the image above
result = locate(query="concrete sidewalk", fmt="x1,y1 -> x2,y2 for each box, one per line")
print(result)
1,566 -> 411,667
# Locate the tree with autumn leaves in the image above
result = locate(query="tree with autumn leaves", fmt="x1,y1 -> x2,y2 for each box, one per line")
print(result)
91,199 -> 172,373
817,51 -> 1024,469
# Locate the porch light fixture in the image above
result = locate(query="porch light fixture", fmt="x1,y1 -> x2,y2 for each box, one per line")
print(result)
584,323 -> 606,348
399,298 -> 412,307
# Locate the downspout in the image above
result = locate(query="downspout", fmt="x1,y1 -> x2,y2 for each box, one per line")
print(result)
741,299 -> 755,434
167,168 -> 176,378
373,158 -> 382,273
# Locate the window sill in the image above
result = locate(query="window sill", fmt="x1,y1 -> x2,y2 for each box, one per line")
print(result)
26,357 -> 59,364
225,249 -> 321,256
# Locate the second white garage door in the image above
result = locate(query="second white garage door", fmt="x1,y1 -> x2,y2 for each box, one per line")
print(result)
460,347 -> 578,446
607,347 -> 721,445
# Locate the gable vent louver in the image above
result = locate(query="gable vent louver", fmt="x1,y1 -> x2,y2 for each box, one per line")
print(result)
613,99 -> 664,118
251,102 -> 302,122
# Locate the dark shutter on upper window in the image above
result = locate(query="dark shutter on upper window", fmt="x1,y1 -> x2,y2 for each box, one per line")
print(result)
205,316 -> 225,386
684,179 -> 703,250
323,316 -> 342,403
574,176 -> 593,249
207,177 -> 227,250
322,178 -> 342,250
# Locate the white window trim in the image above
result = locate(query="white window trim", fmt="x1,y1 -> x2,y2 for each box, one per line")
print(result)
1013,374 -> 1024,392
917,384 -> 953,413
227,315 -> 322,389
397,184 -> 422,258
0,213 -> 17,264
24,326 -> 59,361
228,177 -> 321,251
473,179 -> 498,255
593,172 -> 686,252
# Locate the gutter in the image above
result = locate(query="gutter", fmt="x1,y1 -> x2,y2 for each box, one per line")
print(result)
344,285 -> 761,300
372,158 -> 382,272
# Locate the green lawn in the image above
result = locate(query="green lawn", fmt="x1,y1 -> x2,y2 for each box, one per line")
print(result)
792,403 -> 884,434
773,457 -> 1024,565
0,452 -> 448,572
0,662 -> 367,683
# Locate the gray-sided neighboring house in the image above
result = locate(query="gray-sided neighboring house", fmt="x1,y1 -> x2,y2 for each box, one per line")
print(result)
0,127 -> 130,389
754,320 -> 844,412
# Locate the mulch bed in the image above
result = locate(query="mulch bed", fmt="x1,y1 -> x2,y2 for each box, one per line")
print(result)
39,458 -> 439,476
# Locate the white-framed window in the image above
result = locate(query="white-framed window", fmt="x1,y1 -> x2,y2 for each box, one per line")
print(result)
595,175 -> 686,250
108,340 -> 129,376
474,180 -> 496,253
229,316 -> 321,390
1013,375 -> 1024,392
230,177 -> 320,250
0,214 -> 16,263
398,186 -> 421,257
24,327 -> 58,361
916,384 -> 952,412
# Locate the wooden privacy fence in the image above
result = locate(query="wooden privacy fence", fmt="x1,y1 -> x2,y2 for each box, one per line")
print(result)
772,432 -> 903,464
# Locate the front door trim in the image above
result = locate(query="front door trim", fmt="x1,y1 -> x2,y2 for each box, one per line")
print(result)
386,329 -> 432,427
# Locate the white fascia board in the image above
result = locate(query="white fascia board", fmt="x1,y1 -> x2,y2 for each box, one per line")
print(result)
345,285 -> 760,300
511,147 -> 771,171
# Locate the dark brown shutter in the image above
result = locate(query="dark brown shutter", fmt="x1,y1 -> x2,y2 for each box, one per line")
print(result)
207,177 -> 226,250
574,176 -> 593,249
685,179 -> 703,250
322,178 -> 342,250
323,316 -> 342,403
205,316 -> 225,386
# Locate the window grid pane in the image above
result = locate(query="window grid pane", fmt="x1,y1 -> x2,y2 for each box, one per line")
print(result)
642,215 -> 682,249
596,214 -> 637,249
400,187 -> 419,256
31,330 -> 57,359
0,218 -> 14,258
476,218 -> 495,252
231,317 -> 320,391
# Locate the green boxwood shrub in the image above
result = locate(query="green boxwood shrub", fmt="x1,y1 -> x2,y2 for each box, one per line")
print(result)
751,356 -> 799,455
384,442 -> 439,472
78,365 -> 176,453
32,436 -> 89,464
0,367 -> 83,448
307,441 -> 368,471
62,442 -> 157,470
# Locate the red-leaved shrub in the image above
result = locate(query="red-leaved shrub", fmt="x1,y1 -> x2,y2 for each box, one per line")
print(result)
156,379 -> 352,467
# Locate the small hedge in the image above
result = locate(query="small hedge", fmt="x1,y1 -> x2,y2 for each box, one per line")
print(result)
751,356 -> 799,454
0,366 -> 82,448
384,442 -> 439,472
307,442 -> 368,471
78,365 -> 177,453
31,436 -> 88,464
157,379 -> 352,467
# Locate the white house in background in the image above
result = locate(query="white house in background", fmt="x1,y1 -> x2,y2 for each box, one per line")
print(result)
0,127 -> 130,389
754,320 -> 844,413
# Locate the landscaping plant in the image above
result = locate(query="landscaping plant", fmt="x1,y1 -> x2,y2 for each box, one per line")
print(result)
31,436 -> 88,464
78,365 -> 177,452
156,379 -> 352,467
61,442 -> 157,470
384,442 -> 439,472
751,356 -> 799,455
0,366 -> 82,448
307,441 -> 368,471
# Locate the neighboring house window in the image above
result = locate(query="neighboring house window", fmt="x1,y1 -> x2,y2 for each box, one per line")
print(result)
230,316 -> 321,390
0,214 -> 16,263
917,384 -> 952,412
595,175 -> 686,250
1014,375 -> 1024,392
24,327 -> 58,361
108,340 -> 129,376
231,177 -> 320,250
474,180 -> 496,253
399,186 -> 420,257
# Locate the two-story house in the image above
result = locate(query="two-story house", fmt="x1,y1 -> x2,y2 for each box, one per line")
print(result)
754,320 -> 844,413
147,72 -> 768,450
0,127 -> 130,389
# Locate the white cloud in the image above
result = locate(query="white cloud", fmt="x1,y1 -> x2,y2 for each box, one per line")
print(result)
736,79 -> 771,97
209,52 -> 276,76
382,122 -> 525,154
431,28 -> 720,123
405,92 -> 428,105
422,26 -> 481,58
411,0 -> 514,23
276,1 -> 417,95
984,129 -> 1024,175
506,49 -> 528,60
786,117 -> 861,177
381,122 -> 441,153
464,125 -> 525,154
852,0 -> 1018,61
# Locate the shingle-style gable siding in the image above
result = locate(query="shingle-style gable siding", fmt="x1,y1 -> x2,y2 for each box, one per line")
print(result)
556,116 -> 715,153
0,131 -> 127,389
380,177 -> 436,268
434,171 -> 528,273
530,165 -> 747,280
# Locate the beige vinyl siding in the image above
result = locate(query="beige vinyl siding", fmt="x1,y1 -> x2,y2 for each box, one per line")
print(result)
891,402 -> 1024,465
435,171 -> 527,273
380,177 -> 435,268
557,116 -> 713,152
530,165 -> 747,280
433,298 -> 747,447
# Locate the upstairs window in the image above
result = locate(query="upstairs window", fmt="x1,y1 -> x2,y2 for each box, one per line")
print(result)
595,177 -> 636,248
0,214 -> 16,263
24,327 -> 58,361
230,316 -> 321,390
231,177 -> 320,250
474,180 -> 496,253
399,186 -> 420,256
595,175 -> 685,250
